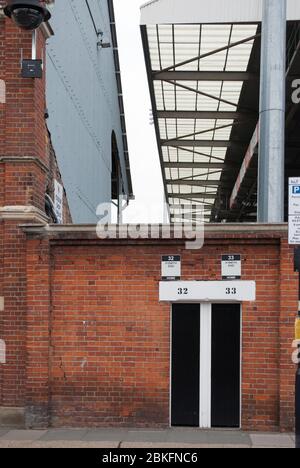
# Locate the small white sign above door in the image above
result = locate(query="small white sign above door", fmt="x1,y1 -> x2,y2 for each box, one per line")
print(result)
161,255 -> 181,281
222,255 -> 241,280
159,281 -> 256,303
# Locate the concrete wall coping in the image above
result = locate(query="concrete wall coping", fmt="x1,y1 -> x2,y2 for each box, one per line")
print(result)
21,223 -> 288,241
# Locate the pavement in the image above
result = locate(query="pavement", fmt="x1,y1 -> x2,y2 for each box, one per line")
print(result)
0,428 -> 295,448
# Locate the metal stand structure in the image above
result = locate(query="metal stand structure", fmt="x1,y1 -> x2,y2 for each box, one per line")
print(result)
296,300 -> 300,449
296,357 -> 300,448
258,0 -> 286,223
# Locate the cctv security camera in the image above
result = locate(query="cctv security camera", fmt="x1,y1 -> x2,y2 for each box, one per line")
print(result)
4,0 -> 51,31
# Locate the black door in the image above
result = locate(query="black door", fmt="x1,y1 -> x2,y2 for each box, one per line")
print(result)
171,304 -> 200,427
211,304 -> 241,428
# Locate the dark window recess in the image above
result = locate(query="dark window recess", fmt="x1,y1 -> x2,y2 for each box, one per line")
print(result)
172,304 -> 200,427
211,304 -> 241,428
111,132 -> 123,200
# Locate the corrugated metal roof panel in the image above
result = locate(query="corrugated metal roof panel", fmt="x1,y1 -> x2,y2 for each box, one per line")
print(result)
141,0 -> 300,25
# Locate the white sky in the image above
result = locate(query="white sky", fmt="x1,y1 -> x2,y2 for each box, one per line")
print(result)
113,0 -> 166,223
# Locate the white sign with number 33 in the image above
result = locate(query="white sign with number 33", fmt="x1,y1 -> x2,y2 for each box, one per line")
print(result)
159,281 -> 256,303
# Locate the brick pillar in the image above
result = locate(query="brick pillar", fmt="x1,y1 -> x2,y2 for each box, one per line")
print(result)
0,220 -> 3,406
0,16 -> 49,209
0,5 -> 5,408
25,238 -> 51,428
0,10 -> 50,423
279,237 -> 298,431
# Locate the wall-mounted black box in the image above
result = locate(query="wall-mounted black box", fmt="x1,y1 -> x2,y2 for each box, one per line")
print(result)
21,59 -> 43,79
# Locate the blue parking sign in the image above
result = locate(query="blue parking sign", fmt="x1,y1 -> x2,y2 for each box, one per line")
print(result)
293,186 -> 300,195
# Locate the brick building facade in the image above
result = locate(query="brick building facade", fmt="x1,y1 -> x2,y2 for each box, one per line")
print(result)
17,224 -> 297,432
0,4 -> 298,433
0,6 -> 70,425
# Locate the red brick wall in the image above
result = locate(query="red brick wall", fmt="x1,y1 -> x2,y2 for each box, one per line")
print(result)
25,238 -> 51,427
0,7 -> 4,396
1,221 -> 27,407
279,239 -> 297,430
24,231 -> 298,431
0,16 -> 46,410
0,13 -> 7,208
0,221 -> 4,405
50,244 -> 170,428
0,13 -> 71,413
2,23 -> 47,163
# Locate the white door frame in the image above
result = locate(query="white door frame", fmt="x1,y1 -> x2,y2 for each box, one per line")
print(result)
170,302 -> 242,429
199,303 -> 212,428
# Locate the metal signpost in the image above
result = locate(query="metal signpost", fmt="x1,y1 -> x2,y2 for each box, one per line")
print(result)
289,178 -> 300,449
296,317 -> 300,449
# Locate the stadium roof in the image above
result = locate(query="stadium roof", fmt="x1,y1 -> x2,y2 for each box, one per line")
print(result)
141,0 -> 300,25
141,0 -> 300,223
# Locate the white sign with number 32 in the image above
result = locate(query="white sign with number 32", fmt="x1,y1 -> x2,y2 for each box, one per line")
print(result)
159,281 -> 256,303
